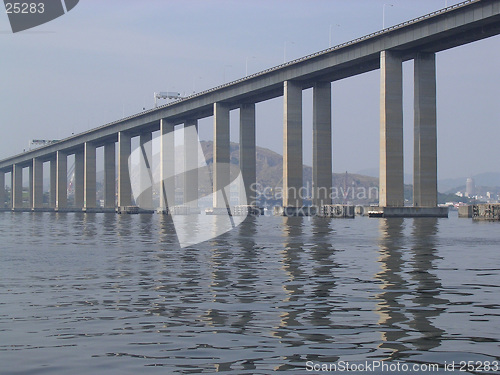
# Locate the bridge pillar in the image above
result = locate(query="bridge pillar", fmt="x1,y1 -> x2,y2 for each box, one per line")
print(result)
28,162 -> 33,209
283,80 -> 303,207
49,157 -> 56,208
184,120 -> 198,208
104,142 -> 115,209
213,102 -> 230,209
0,171 -> 5,208
9,171 -> 13,209
137,133 -> 153,210
239,103 -> 256,205
12,164 -> 23,209
84,142 -> 97,209
32,158 -> 43,210
379,50 -> 404,207
56,151 -> 67,209
74,150 -> 84,208
414,52 -> 437,207
312,81 -> 333,207
118,132 -> 132,207
160,119 -> 175,211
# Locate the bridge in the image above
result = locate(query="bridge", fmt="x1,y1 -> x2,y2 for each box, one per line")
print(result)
1,0 -> 499,215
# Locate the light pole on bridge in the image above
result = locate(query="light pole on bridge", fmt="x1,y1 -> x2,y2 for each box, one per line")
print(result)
383,3 -> 394,29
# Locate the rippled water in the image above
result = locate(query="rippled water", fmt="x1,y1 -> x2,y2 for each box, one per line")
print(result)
0,212 -> 499,374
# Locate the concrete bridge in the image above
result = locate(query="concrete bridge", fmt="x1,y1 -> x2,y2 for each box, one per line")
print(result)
1,0 -> 499,214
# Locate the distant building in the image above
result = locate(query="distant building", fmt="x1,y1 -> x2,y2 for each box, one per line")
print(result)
465,177 -> 475,198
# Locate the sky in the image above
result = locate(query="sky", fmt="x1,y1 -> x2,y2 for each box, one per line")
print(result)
1,0 -> 499,181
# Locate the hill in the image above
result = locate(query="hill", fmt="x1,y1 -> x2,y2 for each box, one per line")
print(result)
200,141 -> 379,205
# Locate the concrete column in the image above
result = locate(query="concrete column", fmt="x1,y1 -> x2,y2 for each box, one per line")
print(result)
74,150 -> 84,208
56,151 -> 67,209
0,172 -> 4,208
12,164 -> 23,209
379,50 -> 404,207
9,171 -> 13,209
137,132 -> 153,209
84,142 -> 97,209
414,52 -> 437,207
184,120 -> 198,207
312,81 -> 332,207
283,80 -> 303,207
49,158 -> 56,208
160,119 -> 175,210
118,132 -> 132,207
28,163 -> 33,209
239,103 -> 256,206
32,158 -> 44,209
104,142 -> 116,209
213,102 -> 230,208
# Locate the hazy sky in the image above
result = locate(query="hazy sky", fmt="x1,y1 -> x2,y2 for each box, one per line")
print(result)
1,0 -> 499,180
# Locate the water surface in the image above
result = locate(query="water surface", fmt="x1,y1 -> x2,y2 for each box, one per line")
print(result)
0,212 -> 499,374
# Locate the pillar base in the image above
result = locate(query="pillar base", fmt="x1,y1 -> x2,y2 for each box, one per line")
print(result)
205,207 -> 232,215
83,207 -> 116,213
168,205 -> 201,215
274,206 -> 316,216
368,206 -> 448,218
55,207 -> 84,213
319,205 -> 355,218
232,205 -> 264,216
458,205 -> 473,218
12,208 -> 32,212
117,206 -> 139,214
32,208 -> 56,212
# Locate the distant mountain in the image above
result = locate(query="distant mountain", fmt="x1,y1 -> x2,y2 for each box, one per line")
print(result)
356,168 -> 413,184
200,141 -> 379,204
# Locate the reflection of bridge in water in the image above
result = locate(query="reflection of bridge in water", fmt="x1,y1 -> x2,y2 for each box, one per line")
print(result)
375,218 -> 448,360
1,1 -> 500,216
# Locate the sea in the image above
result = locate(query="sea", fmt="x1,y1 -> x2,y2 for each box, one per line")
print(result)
0,211 -> 499,374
